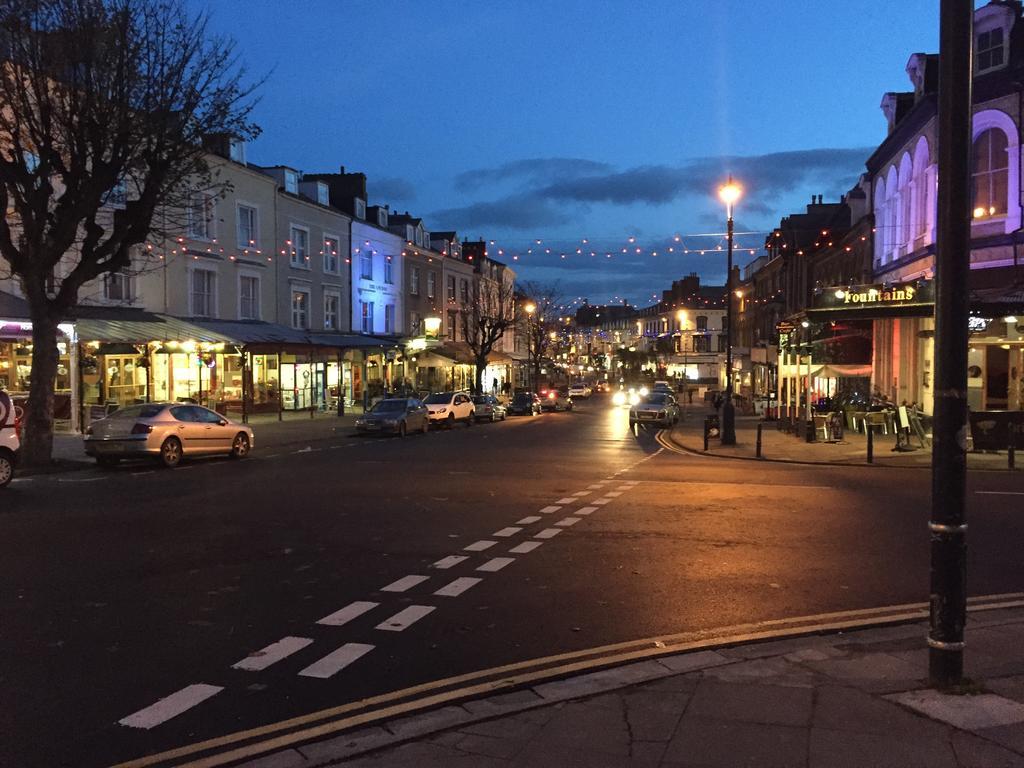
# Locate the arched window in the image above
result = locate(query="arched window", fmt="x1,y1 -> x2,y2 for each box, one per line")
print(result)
898,153 -> 913,251
972,128 -> 1009,219
874,177 -> 886,261
912,137 -> 931,241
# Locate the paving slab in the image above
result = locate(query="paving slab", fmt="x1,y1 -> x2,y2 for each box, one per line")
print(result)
887,690 -> 1024,730
685,678 -> 813,727
664,715 -> 808,767
807,726 -> 957,768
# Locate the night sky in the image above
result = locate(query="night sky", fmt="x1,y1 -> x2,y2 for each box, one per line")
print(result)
198,0 -> 943,308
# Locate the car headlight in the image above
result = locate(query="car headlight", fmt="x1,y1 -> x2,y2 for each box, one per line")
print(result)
612,391 -> 626,406
628,393 -> 641,406
639,386 -> 649,396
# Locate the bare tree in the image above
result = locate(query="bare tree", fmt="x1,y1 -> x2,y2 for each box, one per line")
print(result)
461,273 -> 517,395
518,281 -> 563,390
0,0 -> 259,464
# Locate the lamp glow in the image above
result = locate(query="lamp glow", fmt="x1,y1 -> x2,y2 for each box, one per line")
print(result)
718,180 -> 742,207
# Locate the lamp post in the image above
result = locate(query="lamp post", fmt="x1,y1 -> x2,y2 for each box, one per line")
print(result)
718,177 -> 742,445
676,309 -> 689,400
524,302 -> 536,392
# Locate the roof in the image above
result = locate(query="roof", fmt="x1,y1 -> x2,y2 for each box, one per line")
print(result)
0,290 -> 30,321
73,307 -> 225,344
187,319 -> 310,345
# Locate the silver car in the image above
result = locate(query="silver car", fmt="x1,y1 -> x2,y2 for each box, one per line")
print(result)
629,393 -> 680,428
84,402 -> 254,468
472,395 -> 507,422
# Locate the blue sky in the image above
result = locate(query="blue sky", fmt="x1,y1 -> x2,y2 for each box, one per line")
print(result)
199,0 -> 943,307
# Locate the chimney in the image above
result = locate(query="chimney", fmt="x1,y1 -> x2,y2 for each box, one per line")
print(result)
339,165 -> 345,174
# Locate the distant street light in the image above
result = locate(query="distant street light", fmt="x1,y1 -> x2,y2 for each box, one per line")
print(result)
718,177 -> 742,445
524,302 -> 537,391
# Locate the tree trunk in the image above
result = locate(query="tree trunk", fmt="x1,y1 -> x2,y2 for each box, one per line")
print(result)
474,357 -> 486,396
22,306 -> 59,467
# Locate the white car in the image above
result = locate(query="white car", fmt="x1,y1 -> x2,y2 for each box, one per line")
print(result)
422,391 -> 475,428
568,383 -> 592,399
0,390 -> 21,488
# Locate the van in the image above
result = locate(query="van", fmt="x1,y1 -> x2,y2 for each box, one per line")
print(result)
0,390 -> 20,488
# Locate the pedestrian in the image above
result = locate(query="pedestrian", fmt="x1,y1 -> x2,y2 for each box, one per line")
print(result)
492,377 -> 498,395
713,392 -> 723,411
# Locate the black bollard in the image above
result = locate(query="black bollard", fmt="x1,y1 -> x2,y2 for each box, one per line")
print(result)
867,425 -> 874,464
1010,437 -> 1016,470
756,422 -> 763,458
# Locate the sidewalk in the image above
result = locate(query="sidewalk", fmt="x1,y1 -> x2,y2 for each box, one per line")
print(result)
242,606 -> 1024,768
46,408 -> 366,470
668,405 -> 1016,470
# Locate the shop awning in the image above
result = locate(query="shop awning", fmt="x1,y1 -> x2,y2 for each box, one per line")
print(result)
419,342 -> 477,365
187,319 -> 310,346
779,363 -> 872,378
73,307 -> 226,344
307,332 -> 406,350
0,290 -> 30,322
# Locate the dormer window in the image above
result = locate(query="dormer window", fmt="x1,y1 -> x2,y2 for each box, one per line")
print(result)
406,225 -> 414,242
316,182 -> 329,206
977,26 -> 1005,73
377,208 -> 388,227
284,170 -> 299,194
229,138 -> 246,164
355,199 -> 366,220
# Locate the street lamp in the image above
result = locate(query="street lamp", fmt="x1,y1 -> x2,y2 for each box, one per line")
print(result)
676,309 -> 689,395
524,302 -> 536,392
718,177 -> 742,445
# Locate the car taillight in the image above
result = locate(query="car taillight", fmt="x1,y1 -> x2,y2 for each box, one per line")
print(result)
548,392 -> 556,399
131,423 -> 153,435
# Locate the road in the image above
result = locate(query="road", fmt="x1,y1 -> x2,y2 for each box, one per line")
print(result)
2,397 -> 1023,767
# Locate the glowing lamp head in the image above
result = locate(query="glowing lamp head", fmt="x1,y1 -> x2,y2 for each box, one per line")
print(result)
524,302 -> 536,315
718,180 -> 742,207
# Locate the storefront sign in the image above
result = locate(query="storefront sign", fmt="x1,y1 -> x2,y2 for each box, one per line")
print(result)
813,281 -> 934,311
968,316 -> 991,333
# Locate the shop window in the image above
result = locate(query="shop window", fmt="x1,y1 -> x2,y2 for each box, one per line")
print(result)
290,225 -> 309,268
972,128 -> 1009,219
323,236 -> 339,273
239,275 -> 260,320
191,269 -> 216,317
324,291 -> 340,330
291,289 -> 309,329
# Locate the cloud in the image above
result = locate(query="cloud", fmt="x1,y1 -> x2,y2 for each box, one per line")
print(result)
370,176 -> 416,203
431,194 -> 573,230
453,157 -> 613,192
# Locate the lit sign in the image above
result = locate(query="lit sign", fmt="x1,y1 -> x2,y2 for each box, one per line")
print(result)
968,317 -> 990,333
813,281 -> 933,311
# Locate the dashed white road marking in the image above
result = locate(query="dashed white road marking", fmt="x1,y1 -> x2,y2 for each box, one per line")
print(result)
509,541 -> 544,554
381,574 -> 429,593
606,490 -> 623,497
434,577 -> 482,597
555,497 -> 576,504
298,643 -> 375,679
592,498 -> 612,506
534,528 -> 563,540
516,515 -> 542,525
477,557 -> 515,572
232,636 -> 313,672
432,555 -> 469,570
492,526 -> 522,538
317,601 -> 379,627
556,517 -> 581,527
56,476 -> 105,483
576,506 -> 598,516
622,481 -> 640,487
464,540 -> 498,552
539,505 -> 562,514
118,684 -> 223,729
977,491 -> 1024,496
572,491 -> 591,497
376,605 -> 435,632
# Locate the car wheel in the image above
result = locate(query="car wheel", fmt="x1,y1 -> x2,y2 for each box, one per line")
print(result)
466,413 -> 474,427
447,413 -> 455,429
398,421 -> 407,438
159,436 -> 182,468
230,433 -> 250,458
629,420 -> 636,428
96,456 -> 120,469
490,412 -> 496,423
0,452 -> 12,488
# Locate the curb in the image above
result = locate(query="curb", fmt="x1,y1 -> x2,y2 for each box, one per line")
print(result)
112,594 -> 1024,768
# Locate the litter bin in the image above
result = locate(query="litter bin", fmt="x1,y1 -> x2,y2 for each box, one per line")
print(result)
704,415 -> 720,450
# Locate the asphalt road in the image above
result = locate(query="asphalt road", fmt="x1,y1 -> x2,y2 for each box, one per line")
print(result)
2,396 -> 1023,767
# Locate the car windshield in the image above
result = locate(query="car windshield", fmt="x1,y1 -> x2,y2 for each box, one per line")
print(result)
472,396 -> 489,404
106,404 -> 165,419
371,399 -> 407,413
512,393 -> 531,403
423,392 -> 453,405
640,393 -> 670,405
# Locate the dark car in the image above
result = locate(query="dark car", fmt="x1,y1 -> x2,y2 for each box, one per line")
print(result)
355,398 -> 430,436
508,391 -> 542,416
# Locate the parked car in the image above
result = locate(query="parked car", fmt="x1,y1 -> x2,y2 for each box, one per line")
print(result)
423,391 -> 475,427
472,395 -> 507,422
356,398 -> 429,436
83,403 -> 254,468
507,391 -> 542,416
653,380 -> 674,395
0,390 -> 21,488
541,389 -> 573,412
595,381 -> 611,393
629,392 -> 680,428
568,382 -> 592,399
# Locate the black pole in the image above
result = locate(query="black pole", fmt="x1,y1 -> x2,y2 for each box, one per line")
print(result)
867,425 -> 874,464
722,205 -> 736,444
1009,437 -> 1015,471
929,0 -> 972,688
756,421 -> 763,459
